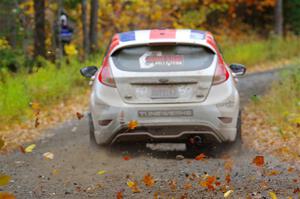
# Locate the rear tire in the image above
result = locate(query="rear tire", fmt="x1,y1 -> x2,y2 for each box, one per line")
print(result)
222,110 -> 243,154
88,113 -> 98,147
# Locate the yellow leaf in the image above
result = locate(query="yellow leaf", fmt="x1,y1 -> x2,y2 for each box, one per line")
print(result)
25,144 -> 36,153
43,152 -> 54,160
127,180 -> 135,188
0,174 -> 11,186
64,44 -> 78,56
128,120 -> 138,130
127,180 -> 140,193
97,170 -> 107,175
30,102 -> 40,110
224,190 -> 234,198
269,191 -> 277,199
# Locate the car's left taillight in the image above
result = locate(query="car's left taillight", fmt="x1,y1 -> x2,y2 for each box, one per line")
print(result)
98,57 -> 116,87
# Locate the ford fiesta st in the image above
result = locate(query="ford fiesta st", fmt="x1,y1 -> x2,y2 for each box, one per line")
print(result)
80,29 -> 246,150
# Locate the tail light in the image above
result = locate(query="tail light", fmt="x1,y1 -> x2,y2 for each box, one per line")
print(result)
212,55 -> 229,85
98,56 -> 116,87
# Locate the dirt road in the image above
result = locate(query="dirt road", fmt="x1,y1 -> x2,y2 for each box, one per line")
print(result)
1,69 -> 299,198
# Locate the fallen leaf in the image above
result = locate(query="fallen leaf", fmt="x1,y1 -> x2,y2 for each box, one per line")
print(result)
200,175 -> 216,191
195,153 -> 206,161
293,188 -> 300,193
288,167 -> 295,173
266,170 -> 280,176
127,180 -> 140,193
51,169 -> 59,175
30,102 -> 40,110
76,112 -> 84,120
123,156 -> 131,161
19,146 -> 26,154
34,117 -> 40,128
154,192 -> 162,199
169,179 -> 177,191
116,191 -> 123,199
0,174 -> 11,186
97,170 -> 107,175
269,191 -> 277,199
43,152 -> 54,160
180,192 -> 188,199
0,192 -> 16,199
128,120 -> 138,130
225,174 -> 231,184
0,137 -> 4,150
224,159 -> 233,171
224,190 -> 234,198
252,156 -> 264,167
260,181 -> 269,189
183,183 -> 192,190
143,173 -> 155,187
25,144 -> 36,153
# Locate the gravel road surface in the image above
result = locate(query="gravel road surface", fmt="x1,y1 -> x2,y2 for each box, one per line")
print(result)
1,69 -> 299,199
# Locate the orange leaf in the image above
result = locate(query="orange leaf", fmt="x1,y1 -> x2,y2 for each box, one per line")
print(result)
76,112 -> 84,120
252,155 -> 264,167
225,174 -> 231,184
116,191 -> 123,199
143,173 -> 155,187
195,153 -> 206,161
128,120 -> 138,130
183,183 -> 192,190
0,192 -> 16,199
288,167 -> 295,173
123,156 -> 131,161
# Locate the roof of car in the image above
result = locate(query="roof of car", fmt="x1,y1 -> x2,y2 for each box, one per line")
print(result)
109,29 -> 217,55
116,29 -> 211,42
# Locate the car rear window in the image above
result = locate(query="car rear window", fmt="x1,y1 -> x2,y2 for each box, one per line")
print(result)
111,44 -> 215,72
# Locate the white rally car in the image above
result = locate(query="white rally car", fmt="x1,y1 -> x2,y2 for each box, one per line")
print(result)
80,29 -> 246,150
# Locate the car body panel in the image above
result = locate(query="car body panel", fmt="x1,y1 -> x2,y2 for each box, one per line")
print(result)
89,29 -> 240,145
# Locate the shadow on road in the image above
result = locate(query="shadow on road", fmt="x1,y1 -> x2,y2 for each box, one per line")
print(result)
90,141 -> 245,160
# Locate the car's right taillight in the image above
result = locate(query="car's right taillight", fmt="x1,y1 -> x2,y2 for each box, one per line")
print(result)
98,57 -> 116,87
212,55 -> 229,85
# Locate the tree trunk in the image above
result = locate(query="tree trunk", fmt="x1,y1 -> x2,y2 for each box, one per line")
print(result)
82,0 -> 89,59
89,0 -> 99,53
275,0 -> 283,36
33,0 -> 46,58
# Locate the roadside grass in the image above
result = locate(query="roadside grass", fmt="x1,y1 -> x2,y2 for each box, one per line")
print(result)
222,36 -> 300,67
243,62 -> 300,164
254,63 -> 300,135
0,57 -> 99,129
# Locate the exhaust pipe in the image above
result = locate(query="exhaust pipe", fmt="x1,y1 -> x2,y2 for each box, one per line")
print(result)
189,136 -> 203,145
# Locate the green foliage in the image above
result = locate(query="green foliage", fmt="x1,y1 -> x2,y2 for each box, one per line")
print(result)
285,0 -> 300,35
0,57 -> 98,126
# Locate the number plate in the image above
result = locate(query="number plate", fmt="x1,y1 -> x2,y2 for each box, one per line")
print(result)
151,86 -> 178,99
138,110 -> 193,117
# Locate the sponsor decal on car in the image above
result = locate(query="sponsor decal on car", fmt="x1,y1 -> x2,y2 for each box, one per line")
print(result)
139,51 -> 184,69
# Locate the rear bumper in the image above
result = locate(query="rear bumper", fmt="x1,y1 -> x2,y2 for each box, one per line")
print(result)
90,77 -> 239,145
